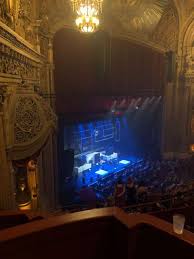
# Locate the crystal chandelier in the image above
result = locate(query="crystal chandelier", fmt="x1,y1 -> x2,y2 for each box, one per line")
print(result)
70,0 -> 103,33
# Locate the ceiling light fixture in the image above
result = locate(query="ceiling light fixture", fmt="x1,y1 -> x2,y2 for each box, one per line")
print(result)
70,0 -> 103,33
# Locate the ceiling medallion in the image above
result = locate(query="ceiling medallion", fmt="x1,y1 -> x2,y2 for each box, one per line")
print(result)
70,0 -> 103,33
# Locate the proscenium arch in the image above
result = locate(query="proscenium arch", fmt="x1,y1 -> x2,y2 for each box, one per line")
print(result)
181,13 -> 194,51
51,0 -> 180,106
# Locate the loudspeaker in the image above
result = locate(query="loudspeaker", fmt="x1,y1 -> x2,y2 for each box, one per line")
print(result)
166,51 -> 176,83
62,149 -> 74,178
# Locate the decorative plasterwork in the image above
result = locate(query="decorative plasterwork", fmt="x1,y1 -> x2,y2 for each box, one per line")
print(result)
0,0 -> 13,27
177,13 -> 194,86
151,5 -> 179,51
45,0 -> 180,53
108,0 -> 168,35
0,21 -> 42,61
5,86 -> 57,160
0,43 -> 40,81
1,0 -> 41,45
0,86 -> 6,106
0,21 -> 44,86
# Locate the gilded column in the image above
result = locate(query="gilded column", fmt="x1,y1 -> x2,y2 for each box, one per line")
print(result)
47,35 -> 55,109
0,110 -> 15,209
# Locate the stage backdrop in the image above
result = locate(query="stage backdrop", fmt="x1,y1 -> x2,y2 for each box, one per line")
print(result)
53,28 -> 165,116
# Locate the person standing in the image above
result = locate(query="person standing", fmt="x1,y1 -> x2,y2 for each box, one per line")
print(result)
114,179 -> 125,207
126,177 -> 136,206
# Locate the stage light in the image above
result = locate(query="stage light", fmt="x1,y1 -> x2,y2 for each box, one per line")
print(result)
135,106 -> 139,110
190,144 -> 194,152
110,100 -> 117,113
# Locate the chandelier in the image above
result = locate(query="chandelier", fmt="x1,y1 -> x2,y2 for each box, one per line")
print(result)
70,0 -> 103,33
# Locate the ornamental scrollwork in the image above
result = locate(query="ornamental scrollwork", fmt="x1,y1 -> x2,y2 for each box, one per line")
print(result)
15,97 -> 43,144
0,0 -> 13,26
14,95 -> 57,145
151,6 -> 179,51
0,26 -> 42,60
0,86 -> 6,106
36,96 -> 57,124
0,43 -> 40,79
15,0 -> 35,44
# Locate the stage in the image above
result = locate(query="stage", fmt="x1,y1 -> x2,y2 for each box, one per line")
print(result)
62,114 -> 150,195
74,155 -> 143,190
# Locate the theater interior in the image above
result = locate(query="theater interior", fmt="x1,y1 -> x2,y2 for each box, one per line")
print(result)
1,0 -> 194,258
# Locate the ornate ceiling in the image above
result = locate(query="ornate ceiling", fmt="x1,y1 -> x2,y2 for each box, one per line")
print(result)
108,0 -> 169,34
45,0 -> 175,49
0,0 -> 181,51
46,0 -> 170,35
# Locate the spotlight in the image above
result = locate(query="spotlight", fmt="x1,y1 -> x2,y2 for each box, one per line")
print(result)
110,99 -> 117,113
135,106 -> 139,110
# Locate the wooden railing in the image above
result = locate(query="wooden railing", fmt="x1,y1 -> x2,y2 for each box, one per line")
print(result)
0,208 -> 193,259
123,188 -> 194,211
0,210 -> 44,230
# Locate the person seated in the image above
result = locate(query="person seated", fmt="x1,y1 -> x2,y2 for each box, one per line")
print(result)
137,181 -> 148,203
114,179 -> 125,207
79,186 -> 96,209
126,177 -> 137,206
106,193 -> 115,207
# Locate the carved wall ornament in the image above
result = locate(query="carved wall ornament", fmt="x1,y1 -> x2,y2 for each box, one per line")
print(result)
0,0 -> 13,25
15,97 -> 42,144
0,24 -> 42,58
0,42 -> 40,80
110,0 -> 169,34
14,94 -> 57,145
15,0 -> 36,44
0,86 -> 6,106
36,96 -> 57,124
151,6 -> 179,51
185,76 -> 194,85
3,91 -> 57,160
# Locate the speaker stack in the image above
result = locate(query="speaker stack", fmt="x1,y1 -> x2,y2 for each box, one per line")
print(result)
62,149 -> 74,178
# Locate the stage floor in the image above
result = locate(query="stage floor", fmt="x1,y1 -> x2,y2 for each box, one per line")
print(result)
74,156 -> 143,190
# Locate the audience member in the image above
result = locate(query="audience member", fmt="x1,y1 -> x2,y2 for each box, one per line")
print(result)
126,177 -> 136,205
114,179 -> 126,207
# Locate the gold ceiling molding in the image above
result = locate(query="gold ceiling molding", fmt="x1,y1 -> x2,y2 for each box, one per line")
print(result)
151,5 -> 179,51
109,0 -> 169,33
0,0 -> 179,52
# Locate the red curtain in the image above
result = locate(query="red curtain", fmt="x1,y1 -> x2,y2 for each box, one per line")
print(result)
53,29 -> 165,115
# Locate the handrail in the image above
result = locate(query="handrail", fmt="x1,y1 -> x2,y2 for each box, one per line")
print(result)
124,189 -> 194,212
0,208 -> 193,246
61,189 -> 194,213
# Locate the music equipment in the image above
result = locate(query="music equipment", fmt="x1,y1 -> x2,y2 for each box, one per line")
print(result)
94,153 -> 101,164
74,163 -> 92,174
62,149 -> 74,178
